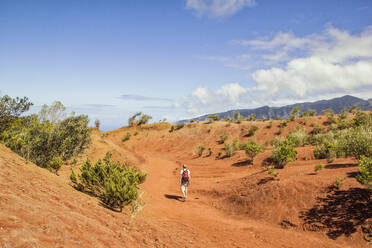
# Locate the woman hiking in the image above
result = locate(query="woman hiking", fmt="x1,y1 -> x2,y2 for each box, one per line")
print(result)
180,164 -> 191,202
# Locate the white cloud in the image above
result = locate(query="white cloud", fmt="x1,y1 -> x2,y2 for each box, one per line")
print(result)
191,87 -> 211,104
185,0 -> 256,18
216,83 -> 248,101
182,25 -> 372,117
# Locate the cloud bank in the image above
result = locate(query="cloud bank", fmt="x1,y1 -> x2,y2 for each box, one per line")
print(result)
184,25 -> 372,116
185,0 -> 256,18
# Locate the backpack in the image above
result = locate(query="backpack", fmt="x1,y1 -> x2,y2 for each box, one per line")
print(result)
182,169 -> 189,180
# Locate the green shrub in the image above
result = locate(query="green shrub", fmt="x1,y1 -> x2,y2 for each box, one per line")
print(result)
219,135 -> 228,144
247,125 -> 259,137
197,145 -> 206,157
232,137 -> 239,151
128,112 -> 152,126
71,153 -> 146,211
322,109 -> 336,124
207,114 -> 219,122
95,119 -> 101,129
0,108 -> 91,173
0,95 -> 33,133
301,109 -> 317,117
356,156 -> 372,190
333,177 -> 345,190
175,123 -> 185,130
353,112 -> 371,127
314,163 -> 324,173
279,120 -> 289,128
267,120 -> 273,129
122,132 -> 131,142
270,139 -> 297,168
244,141 -> 262,164
49,156 -> 63,173
267,166 -> 278,177
247,113 -> 256,121
169,125 -> 175,132
224,143 -> 235,157
286,129 -> 307,147
289,106 -> 301,121
207,148 -> 213,157
341,127 -> 372,159
276,115 -> 281,120
311,125 -> 324,135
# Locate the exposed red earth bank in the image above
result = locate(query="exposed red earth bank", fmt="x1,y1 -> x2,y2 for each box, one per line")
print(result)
1,115 -> 371,247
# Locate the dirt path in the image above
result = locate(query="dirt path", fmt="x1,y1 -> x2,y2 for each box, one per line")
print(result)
133,153 -> 344,248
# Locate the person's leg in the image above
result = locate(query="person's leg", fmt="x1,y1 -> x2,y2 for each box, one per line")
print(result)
184,185 -> 188,200
181,184 -> 186,199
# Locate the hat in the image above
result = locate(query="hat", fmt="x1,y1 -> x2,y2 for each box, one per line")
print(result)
182,164 -> 187,168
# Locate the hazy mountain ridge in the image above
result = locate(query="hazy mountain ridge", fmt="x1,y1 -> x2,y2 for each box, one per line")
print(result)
180,95 -> 372,122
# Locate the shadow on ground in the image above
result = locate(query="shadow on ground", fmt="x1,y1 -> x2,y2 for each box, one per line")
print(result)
300,187 -> 372,239
164,194 -> 183,201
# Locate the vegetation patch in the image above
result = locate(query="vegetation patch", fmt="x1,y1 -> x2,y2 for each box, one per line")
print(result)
70,152 -> 146,212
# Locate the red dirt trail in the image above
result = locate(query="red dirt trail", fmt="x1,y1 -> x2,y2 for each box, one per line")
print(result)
1,118 -> 371,247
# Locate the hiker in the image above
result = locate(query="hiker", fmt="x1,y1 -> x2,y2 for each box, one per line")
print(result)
180,164 -> 190,202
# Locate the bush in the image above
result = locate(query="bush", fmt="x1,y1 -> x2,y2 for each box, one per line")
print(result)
95,119 -> 101,129
267,166 -> 278,177
207,148 -> 213,157
247,113 -> 256,121
128,112 -> 152,126
49,156 -> 63,173
286,129 -> 307,147
322,109 -> 336,124
311,125 -> 324,135
224,143 -> 235,157
71,153 -> 146,211
197,145 -> 206,157
244,141 -> 262,164
0,95 -> 33,133
356,156 -> 372,190
219,135 -> 228,144
314,163 -> 324,173
289,106 -> 301,121
267,120 -> 273,128
333,177 -> 345,190
122,132 -> 131,142
0,109 -> 91,173
175,123 -> 185,130
207,114 -> 219,122
247,125 -> 259,137
353,112 -> 371,127
301,109 -> 317,117
341,127 -> 372,159
270,139 -> 297,168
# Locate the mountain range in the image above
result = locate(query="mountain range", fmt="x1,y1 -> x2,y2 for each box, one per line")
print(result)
180,95 -> 372,123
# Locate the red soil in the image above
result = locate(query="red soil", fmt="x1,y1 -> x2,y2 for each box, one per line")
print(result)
1,117 -> 371,247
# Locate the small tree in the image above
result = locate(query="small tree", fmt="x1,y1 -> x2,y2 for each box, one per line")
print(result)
289,106 -> 301,121
267,166 -> 278,177
271,139 -> 297,168
219,135 -> 228,144
224,143 -> 235,157
314,163 -> 324,173
207,114 -> 219,122
245,141 -> 262,164
247,113 -> 256,121
356,156 -> 372,190
247,125 -> 259,137
95,119 -> 101,129
122,132 -> 131,142
71,153 -> 146,212
197,145 -> 206,157
0,95 -> 33,133
322,109 -> 336,124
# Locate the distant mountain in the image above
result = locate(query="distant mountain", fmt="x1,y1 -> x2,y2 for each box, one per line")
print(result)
179,95 -> 372,123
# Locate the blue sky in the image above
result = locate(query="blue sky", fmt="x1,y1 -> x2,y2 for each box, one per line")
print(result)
1,0 -> 372,130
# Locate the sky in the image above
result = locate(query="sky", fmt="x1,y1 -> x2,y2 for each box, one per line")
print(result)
1,0 -> 372,130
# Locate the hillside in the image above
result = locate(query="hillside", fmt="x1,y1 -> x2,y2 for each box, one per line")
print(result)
181,95 -> 372,122
1,114 -> 371,247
